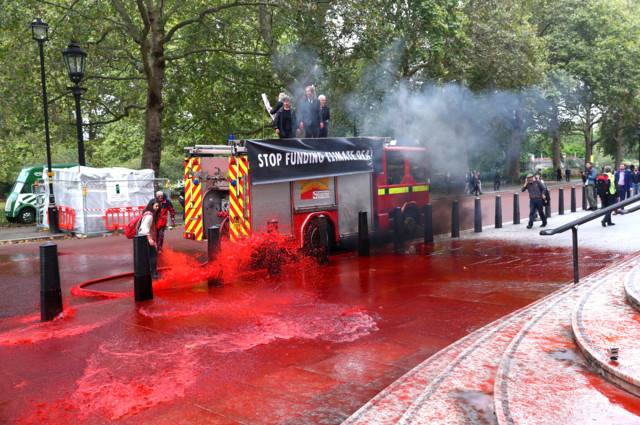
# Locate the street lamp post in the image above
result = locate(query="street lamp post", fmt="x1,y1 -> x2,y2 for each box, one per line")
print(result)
30,11 -> 59,234
62,42 -> 87,167
636,126 -> 640,167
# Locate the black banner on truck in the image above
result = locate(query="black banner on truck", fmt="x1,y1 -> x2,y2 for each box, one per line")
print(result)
246,137 -> 385,185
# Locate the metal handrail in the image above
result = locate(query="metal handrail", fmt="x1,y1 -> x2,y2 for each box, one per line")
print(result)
540,193 -> 640,283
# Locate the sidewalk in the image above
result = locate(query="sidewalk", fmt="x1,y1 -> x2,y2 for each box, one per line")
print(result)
429,178 -> 585,201
0,218 -> 186,245
0,193 -> 638,424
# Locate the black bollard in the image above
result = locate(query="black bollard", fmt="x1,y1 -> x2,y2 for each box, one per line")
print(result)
582,186 -> 587,210
558,187 -> 564,215
207,226 -> 221,262
545,201 -> 551,219
317,215 -> 330,265
40,242 -> 63,321
571,186 -> 576,212
495,195 -> 502,228
133,235 -> 153,302
358,211 -> 370,256
207,226 -> 223,287
393,206 -> 404,251
423,204 -> 434,244
513,193 -> 520,225
474,198 -> 482,233
451,200 -> 460,238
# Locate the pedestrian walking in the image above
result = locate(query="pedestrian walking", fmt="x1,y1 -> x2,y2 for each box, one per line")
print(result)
632,165 -> 640,196
522,173 -> 547,228
598,166 -> 617,227
581,162 -> 597,210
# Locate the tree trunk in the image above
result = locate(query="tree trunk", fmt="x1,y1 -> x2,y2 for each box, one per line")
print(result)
615,117 -> 624,167
140,9 -> 165,177
142,65 -> 164,176
584,106 -> 593,163
505,109 -> 525,183
455,81 -> 470,173
551,102 -> 561,171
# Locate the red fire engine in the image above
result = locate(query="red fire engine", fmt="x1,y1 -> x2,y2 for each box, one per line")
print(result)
183,137 -> 429,253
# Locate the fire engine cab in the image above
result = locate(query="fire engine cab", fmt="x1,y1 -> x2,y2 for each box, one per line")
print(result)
183,137 -> 429,253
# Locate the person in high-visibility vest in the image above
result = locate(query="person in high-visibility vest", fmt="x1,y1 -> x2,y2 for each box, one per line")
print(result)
599,166 -> 617,227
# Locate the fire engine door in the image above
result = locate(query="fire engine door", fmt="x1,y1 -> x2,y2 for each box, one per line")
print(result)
250,181 -> 292,235
337,173 -> 373,236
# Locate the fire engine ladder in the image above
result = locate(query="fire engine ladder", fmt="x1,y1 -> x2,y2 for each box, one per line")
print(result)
186,144 -> 248,157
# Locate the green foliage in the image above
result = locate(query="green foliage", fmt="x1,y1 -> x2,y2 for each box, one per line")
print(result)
562,135 -> 586,159
462,0 -> 546,91
1,0 -> 640,183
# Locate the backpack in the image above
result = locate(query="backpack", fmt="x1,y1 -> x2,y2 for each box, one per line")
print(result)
542,187 -> 551,206
595,174 -> 610,199
124,212 -> 152,239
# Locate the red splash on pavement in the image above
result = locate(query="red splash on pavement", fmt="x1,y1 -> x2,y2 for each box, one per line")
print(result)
155,231 -> 316,291
0,306 -> 94,346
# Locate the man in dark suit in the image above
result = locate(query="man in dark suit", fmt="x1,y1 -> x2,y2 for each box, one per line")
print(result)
614,162 -> 632,213
299,86 -> 322,138
318,95 -> 330,138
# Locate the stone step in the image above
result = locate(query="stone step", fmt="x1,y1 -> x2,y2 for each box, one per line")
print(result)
494,254 -> 640,425
572,262 -> 640,398
394,283 -> 583,425
343,281 -> 576,424
624,265 -> 640,313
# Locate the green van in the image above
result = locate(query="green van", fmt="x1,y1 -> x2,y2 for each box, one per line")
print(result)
4,164 -> 77,224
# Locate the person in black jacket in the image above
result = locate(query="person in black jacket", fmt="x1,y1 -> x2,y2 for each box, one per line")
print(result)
299,86 -> 322,138
269,92 -> 285,117
318,94 -> 330,138
522,173 -> 547,228
274,96 -> 300,139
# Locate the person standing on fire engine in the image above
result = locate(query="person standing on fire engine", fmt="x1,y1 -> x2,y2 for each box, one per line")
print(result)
138,199 -> 163,279
155,190 -> 175,252
269,92 -> 286,116
319,94 -> 330,137
299,86 -> 323,138
274,95 -> 300,139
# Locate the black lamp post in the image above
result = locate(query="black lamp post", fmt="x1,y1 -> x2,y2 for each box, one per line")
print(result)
30,11 -> 59,234
62,42 -> 87,167
636,126 -> 640,167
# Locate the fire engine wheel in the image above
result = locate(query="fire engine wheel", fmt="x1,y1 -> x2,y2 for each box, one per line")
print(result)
18,207 -> 36,224
303,219 -> 331,256
403,209 -> 420,239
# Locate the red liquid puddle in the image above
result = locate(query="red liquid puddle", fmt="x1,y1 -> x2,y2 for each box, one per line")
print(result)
0,306 -> 99,346
6,239 -> 630,424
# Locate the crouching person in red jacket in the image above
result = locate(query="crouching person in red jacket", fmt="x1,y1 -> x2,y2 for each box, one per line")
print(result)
154,191 -> 175,253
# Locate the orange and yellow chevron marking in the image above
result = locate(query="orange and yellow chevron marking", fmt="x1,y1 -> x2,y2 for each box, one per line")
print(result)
229,156 -> 251,242
184,157 -> 203,241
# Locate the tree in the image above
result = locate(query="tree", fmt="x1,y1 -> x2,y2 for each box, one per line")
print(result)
22,0 -> 287,177
538,0 -> 640,165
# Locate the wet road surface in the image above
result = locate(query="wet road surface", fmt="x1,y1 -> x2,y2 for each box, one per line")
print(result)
0,221 -> 624,424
